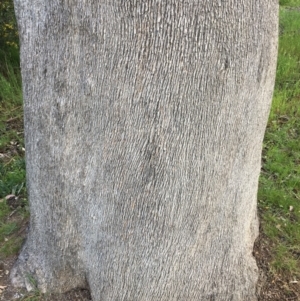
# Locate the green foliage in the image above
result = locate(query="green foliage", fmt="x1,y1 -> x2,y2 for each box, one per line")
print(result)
0,159 -> 26,198
20,292 -> 44,301
279,0 -> 300,6
0,45 -> 25,195
0,47 -> 22,102
0,0 -> 18,49
18,275 -> 45,301
0,0 -> 25,264
258,6 -> 300,278
0,220 -> 22,256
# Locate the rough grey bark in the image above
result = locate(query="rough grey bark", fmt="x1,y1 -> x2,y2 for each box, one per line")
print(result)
11,1 -> 278,300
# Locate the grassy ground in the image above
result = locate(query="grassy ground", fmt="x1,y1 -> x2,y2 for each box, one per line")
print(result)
0,46 -> 27,257
0,1 -> 300,301
258,4 -> 300,280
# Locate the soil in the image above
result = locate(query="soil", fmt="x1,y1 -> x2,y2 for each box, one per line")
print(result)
254,231 -> 300,301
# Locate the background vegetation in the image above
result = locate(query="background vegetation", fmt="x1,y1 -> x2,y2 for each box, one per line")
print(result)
0,0 -> 26,261
0,0 -> 18,49
0,0 -> 300,299
258,3 -> 300,279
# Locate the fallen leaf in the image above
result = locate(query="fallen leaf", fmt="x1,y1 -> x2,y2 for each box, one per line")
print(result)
290,280 -> 298,284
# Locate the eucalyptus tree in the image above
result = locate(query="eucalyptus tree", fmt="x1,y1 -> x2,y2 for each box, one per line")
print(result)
12,1 -> 278,300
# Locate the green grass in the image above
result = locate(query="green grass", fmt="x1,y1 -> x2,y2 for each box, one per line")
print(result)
0,47 -> 23,151
258,4 -> 300,277
280,0 -> 300,6
0,45 -> 27,261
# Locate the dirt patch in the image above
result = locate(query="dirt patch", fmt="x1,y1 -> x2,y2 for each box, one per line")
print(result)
254,231 -> 300,301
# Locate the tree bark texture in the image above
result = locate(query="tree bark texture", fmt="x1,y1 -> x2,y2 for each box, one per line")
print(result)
12,1 -> 278,300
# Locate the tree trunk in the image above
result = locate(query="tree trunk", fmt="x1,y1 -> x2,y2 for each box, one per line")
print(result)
12,1 -> 278,300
